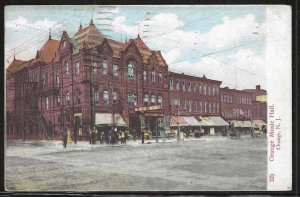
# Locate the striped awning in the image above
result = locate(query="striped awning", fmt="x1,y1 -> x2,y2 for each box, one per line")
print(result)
182,116 -> 202,126
170,116 -> 188,127
95,113 -> 127,127
200,116 -> 229,126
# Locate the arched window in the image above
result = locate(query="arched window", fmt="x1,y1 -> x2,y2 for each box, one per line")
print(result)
128,91 -> 137,106
76,61 -> 80,75
57,95 -> 60,106
127,61 -> 135,79
103,90 -> 109,104
144,94 -> 149,106
151,95 -> 156,105
102,59 -> 108,75
77,89 -> 81,104
151,68 -> 155,82
94,89 -> 99,104
65,62 -> 69,76
158,96 -> 162,107
113,64 -> 118,76
112,91 -> 117,104
66,91 -> 70,106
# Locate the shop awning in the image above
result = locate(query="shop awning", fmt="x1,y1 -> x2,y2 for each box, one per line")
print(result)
252,120 -> 267,129
243,121 -> 252,127
230,120 -> 244,127
170,116 -> 189,127
95,113 -> 127,127
182,116 -> 202,126
200,116 -> 229,126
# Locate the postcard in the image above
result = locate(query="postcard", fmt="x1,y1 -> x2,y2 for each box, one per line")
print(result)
4,5 -> 292,191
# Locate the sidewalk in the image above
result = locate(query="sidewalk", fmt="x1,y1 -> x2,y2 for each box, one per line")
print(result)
6,135 -> 227,155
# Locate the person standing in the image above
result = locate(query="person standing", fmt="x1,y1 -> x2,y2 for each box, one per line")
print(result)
124,131 -> 127,144
73,127 -> 77,144
141,131 -> 144,144
121,130 -> 125,144
63,128 -> 67,148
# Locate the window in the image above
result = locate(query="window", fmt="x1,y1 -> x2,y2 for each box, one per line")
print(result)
127,62 -> 135,79
204,102 -> 207,113
113,64 -> 118,76
151,68 -> 155,82
45,97 -> 49,109
128,92 -> 137,106
66,92 -> 70,106
182,81 -> 185,91
208,86 -> 210,95
63,40 -> 67,48
208,102 -> 211,113
151,95 -> 156,105
77,89 -> 81,104
57,95 -> 60,106
194,101 -> 197,112
188,82 -> 191,92
158,73 -> 162,83
93,62 -> 97,74
144,94 -> 149,106
102,60 -> 108,75
112,92 -> 117,104
216,87 -> 219,96
212,87 -> 215,96
103,90 -> 109,104
43,73 -> 48,87
213,102 -> 216,113
181,99 -> 186,110
94,89 -> 99,104
199,84 -> 202,95
65,62 -> 69,76
217,103 -> 219,113
193,83 -> 197,93
143,70 -> 147,81
199,101 -> 202,112
56,69 -> 60,87
176,80 -> 180,90
158,96 -> 162,107
203,85 -> 206,95
76,62 -> 80,75
169,79 -> 173,90
188,100 -> 192,112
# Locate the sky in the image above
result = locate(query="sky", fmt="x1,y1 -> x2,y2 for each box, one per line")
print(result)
5,5 -> 268,90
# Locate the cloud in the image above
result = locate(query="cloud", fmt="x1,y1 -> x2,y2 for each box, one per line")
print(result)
200,14 -> 264,50
5,16 -> 62,31
169,48 -> 266,90
162,48 -> 182,64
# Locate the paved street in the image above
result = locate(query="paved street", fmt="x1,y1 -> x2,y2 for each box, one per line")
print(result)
5,135 -> 267,191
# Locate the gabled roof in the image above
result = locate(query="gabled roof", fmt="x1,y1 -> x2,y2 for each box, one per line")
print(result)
32,38 -> 60,64
6,58 -> 26,74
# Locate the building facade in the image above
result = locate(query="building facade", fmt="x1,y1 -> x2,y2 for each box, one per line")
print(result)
5,20 -> 267,140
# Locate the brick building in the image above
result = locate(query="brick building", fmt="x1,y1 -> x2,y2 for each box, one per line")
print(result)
5,20 -> 266,140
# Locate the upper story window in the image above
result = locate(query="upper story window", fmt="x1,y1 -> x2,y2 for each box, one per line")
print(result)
204,102 -> 207,113
158,96 -> 162,107
181,99 -> 186,110
102,60 -> 108,75
113,64 -> 118,76
158,73 -> 162,83
188,100 -> 192,112
63,40 -> 67,48
43,73 -> 48,87
93,62 -> 97,74
103,90 -> 109,104
217,102 -> 219,113
176,80 -> 180,91
182,81 -> 185,91
194,101 -> 197,112
56,69 -> 60,87
169,79 -> 173,91
45,97 -> 49,109
188,82 -> 191,92
212,87 -> 215,96
151,95 -> 156,105
208,86 -> 211,95
127,62 -> 135,79
208,102 -> 211,113
66,91 -> 70,106
112,91 -> 117,104
199,84 -> 202,95
128,91 -> 137,106
77,89 -> 81,104
199,101 -> 202,112
94,89 -> 99,104
151,68 -> 155,82
203,85 -> 206,95
76,62 -> 80,75
57,95 -> 60,106
143,70 -> 147,81
65,61 -> 69,76
144,94 -> 149,106
193,83 -> 197,93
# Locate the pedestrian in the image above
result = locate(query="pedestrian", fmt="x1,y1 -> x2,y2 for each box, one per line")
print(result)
67,128 -> 72,144
88,127 -> 92,144
73,127 -> 77,144
63,128 -> 67,148
121,130 -> 125,144
133,129 -> 136,141
141,131 -> 144,144
124,131 -> 128,144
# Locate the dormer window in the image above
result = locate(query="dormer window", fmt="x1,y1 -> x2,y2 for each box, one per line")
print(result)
63,40 -> 67,48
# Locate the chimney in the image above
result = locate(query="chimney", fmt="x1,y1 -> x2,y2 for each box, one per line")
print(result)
256,85 -> 261,90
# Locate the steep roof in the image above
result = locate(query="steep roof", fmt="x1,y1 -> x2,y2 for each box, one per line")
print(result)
32,38 -> 60,64
6,58 -> 26,74
73,20 -> 102,49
